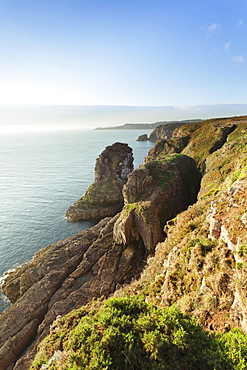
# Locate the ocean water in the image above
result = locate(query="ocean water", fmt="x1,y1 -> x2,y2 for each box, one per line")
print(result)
0,129 -> 153,313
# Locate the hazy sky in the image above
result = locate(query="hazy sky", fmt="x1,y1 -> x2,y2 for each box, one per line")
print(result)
0,0 -> 246,107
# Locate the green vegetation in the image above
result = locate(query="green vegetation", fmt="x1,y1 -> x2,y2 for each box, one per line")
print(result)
31,117 -> 247,370
122,202 -> 138,215
76,179 -> 122,206
238,245 -> 247,258
218,328 -> 247,370
145,154 -> 182,188
31,295 -> 247,370
199,133 -> 247,198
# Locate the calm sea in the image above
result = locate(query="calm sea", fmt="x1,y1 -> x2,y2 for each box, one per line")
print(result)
0,129 -> 153,313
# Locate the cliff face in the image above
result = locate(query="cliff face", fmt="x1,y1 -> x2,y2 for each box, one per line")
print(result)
65,142 -> 133,221
114,154 -> 200,254
122,117 -> 247,333
148,121 -> 191,141
1,116 -> 247,370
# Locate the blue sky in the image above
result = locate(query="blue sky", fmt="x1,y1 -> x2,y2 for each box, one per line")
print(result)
0,0 -> 246,107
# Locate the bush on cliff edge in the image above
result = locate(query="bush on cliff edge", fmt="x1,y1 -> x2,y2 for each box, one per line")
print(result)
31,295 -> 247,370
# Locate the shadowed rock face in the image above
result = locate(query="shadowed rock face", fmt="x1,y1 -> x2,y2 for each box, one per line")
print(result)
65,142 -> 134,222
114,154 -> 201,254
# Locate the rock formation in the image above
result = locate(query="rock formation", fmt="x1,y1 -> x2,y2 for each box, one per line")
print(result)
136,133 -> 148,141
148,121 -> 190,141
144,136 -> 190,162
114,154 -> 200,254
0,216 -> 145,370
65,142 -> 133,222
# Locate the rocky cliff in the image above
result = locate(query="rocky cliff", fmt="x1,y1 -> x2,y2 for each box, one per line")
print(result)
120,116 -> 247,334
1,116 -> 247,369
147,119 -> 201,142
65,142 -> 133,221
148,121 -> 190,141
114,154 -> 200,254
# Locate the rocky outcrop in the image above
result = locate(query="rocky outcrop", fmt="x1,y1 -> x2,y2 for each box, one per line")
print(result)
144,136 -> 190,163
114,154 -> 201,254
65,142 -> 133,222
136,133 -> 148,141
0,216 -> 145,370
0,219 -> 106,369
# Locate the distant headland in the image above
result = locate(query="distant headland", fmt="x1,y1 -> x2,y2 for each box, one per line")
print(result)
94,119 -> 202,130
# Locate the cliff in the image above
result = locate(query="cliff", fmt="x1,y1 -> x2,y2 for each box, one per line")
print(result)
1,116 -> 247,369
148,121 -> 190,141
65,142 -> 133,221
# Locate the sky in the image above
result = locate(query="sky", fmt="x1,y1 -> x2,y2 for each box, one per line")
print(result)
0,0 -> 246,129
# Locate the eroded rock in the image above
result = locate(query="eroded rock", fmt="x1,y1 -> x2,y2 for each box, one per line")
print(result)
148,121 -> 191,141
1,214 -> 146,369
66,142 -> 134,222
114,154 -> 201,254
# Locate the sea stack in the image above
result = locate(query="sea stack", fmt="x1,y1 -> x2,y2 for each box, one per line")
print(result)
65,142 -> 134,221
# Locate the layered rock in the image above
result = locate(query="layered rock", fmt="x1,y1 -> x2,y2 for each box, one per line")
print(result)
0,219 -> 106,369
0,216 -> 145,370
66,142 -> 133,221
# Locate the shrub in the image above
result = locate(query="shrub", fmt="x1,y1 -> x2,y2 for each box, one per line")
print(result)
219,328 -> 247,370
31,296 -> 237,370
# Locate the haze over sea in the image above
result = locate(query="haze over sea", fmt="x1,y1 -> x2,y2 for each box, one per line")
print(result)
0,128 -> 153,313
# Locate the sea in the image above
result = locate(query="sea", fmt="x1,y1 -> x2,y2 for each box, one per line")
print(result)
0,129 -> 153,313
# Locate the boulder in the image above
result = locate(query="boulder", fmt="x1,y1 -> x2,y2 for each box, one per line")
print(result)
136,134 -> 148,141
